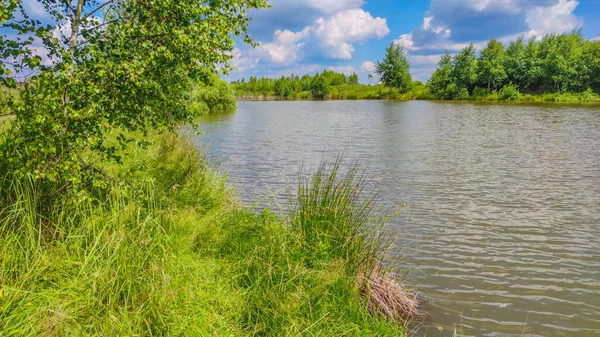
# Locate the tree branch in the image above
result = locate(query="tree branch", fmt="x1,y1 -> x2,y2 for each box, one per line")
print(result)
83,18 -> 119,32
82,0 -> 114,21
63,0 -> 75,15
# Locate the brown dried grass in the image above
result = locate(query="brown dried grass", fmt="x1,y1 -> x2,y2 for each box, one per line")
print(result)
359,269 -> 420,324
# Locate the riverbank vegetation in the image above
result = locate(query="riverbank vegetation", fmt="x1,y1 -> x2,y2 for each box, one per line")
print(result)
190,70 -> 238,115
0,0 -> 414,335
232,31 -> 600,103
232,72 -> 431,101
0,130 -> 413,335
428,31 -> 600,102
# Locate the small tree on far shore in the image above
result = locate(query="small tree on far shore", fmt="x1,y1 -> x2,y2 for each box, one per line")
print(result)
376,43 -> 412,92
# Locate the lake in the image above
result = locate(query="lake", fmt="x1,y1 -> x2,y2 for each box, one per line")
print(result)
194,100 -> 600,337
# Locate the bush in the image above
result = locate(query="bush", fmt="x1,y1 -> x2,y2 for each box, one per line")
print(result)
472,87 -> 488,100
455,87 -> 470,100
579,88 -> 600,102
192,72 -> 237,114
499,84 -> 521,101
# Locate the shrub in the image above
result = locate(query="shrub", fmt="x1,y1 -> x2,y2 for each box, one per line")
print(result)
579,89 -> 600,102
499,84 -> 521,101
455,87 -> 470,100
191,72 -> 237,114
472,87 -> 488,100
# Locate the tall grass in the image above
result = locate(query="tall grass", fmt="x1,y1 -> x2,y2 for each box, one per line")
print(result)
293,160 -> 388,273
0,131 -> 413,336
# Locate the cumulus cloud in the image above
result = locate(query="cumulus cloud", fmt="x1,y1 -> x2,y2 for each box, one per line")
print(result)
230,48 -> 261,72
399,0 -> 583,53
257,27 -> 311,64
360,61 -> 375,72
312,9 -> 389,59
247,0 -> 365,38
525,0 -> 583,36
247,8 -> 389,65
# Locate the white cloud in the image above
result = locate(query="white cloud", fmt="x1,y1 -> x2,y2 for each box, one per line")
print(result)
592,36 -> 600,41
407,54 -> 443,65
326,65 -> 356,75
250,8 -> 389,64
360,61 -> 375,72
525,0 -> 583,36
312,9 -> 390,59
247,0 -> 366,38
230,48 -> 260,72
398,0 -> 582,55
273,27 -> 311,44
260,42 -> 304,64
257,27 -> 311,64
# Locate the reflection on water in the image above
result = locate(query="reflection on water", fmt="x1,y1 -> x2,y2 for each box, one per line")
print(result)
194,101 -> 600,337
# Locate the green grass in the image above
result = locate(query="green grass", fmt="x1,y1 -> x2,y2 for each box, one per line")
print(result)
0,130 -> 409,336
235,82 -> 600,104
235,83 -> 432,101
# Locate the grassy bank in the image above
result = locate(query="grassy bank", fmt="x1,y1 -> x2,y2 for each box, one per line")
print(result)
0,129 -> 413,335
236,83 -> 432,101
236,88 -> 600,104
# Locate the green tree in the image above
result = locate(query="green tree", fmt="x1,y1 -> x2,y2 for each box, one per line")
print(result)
310,74 -> 330,99
191,71 -> 237,114
504,37 -> 528,90
348,72 -> 359,84
322,70 -> 347,86
477,39 -> 507,91
274,77 -> 292,99
427,51 -> 455,99
376,42 -> 412,92
452,44 -> 478,94
0,0 -> 267,183
582,39 -> 600,93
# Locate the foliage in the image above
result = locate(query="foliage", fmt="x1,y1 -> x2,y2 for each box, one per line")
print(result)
0,86 -> 16,115
349,72 -> 359,85
452,44 -> 478,95
0,0 -> 267,185
376,42 -> 412,92
428,32 -> 600,100
310,74 -> 331,99
427,51 -> 455,99
499,84 -> 521,101
477,39 -> 507,91
191,71 -> 237,115
0,131 -> 408,336
293,159 -> 390,273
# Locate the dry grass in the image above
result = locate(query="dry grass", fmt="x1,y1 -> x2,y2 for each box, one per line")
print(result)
359,269 -> 420,324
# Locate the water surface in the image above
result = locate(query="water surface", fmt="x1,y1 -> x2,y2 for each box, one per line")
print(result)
194,101 -> 600,337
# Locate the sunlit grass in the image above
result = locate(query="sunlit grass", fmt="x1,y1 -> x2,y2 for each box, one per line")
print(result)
0,131 -> 411,336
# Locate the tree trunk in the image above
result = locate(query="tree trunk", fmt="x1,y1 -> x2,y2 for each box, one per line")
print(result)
69,0 -> 86,53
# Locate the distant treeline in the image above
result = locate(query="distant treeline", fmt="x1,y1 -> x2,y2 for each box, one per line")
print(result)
428,31 -> 600,100
232,32 -> 600,103
231,70 -> 363,100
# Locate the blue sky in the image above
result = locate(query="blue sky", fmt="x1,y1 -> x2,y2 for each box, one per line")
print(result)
230,0 -> 600,83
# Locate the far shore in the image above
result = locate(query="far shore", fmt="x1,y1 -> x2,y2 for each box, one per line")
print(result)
236,95 -> 600,105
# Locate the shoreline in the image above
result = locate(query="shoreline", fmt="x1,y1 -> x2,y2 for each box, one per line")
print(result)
236,96 -> 600,105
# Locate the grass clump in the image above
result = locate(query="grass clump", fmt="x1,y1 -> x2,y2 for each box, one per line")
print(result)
0,130 -> 414,336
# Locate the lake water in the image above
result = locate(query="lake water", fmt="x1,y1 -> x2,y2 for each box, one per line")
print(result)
193,101 -> 600,337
